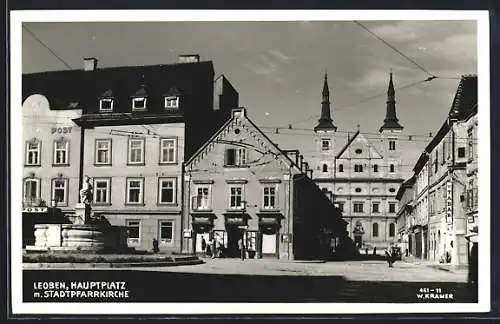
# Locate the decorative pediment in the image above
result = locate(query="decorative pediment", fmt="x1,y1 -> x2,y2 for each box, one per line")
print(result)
193,179 -> 215,184
225,179 -> 248,184
258,178 -> 281,184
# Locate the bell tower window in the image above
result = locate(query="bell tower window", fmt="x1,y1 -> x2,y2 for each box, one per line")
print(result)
321,139 -> 331,151
389,140 -> 396,151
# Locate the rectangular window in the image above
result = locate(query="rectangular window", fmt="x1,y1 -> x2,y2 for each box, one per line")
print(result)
159,221 -> 174,245
321,139 -> 331,151
372,202 -> 379,213
193,186 -> 211,210
126,178 -> 144,204
23,178 -> 40,205
53,140 -> 69,165
164,96 -> 179,109
94,178 -> 111,204
373,164 -> 378,172
468,129 -> 474,159
132,97 -> 147,111
52,178 -> 68,206
160,138 -> 176,164
263,186 -> 277,209
229,185 -> 244,209
158,178 -> 176,204
458,147 -> 466,158
442,141 -> 446,164
224,148 -> 247,167
337,202 -> 344,213
126,220 -> 140,246
389,203 -> 396,213
95,139 -> 112,165
353,202 -> 364,213
354,164 -> 363,172
99,98 -> 114,112
128,138 -> 145,164
25,141 -> 41,166
389,140 -> 395,150
338,164 -> 344,172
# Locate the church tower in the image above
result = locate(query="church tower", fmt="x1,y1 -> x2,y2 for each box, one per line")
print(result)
314,72 -> 337,179
379,72 -> 404,178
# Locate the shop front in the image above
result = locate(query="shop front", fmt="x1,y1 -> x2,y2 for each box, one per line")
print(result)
191,212 -> 216,255
223,212 -> 251,258
257,212 -> 283,259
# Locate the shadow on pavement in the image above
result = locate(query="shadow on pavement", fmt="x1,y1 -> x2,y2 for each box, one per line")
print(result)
23,270 -> 477,303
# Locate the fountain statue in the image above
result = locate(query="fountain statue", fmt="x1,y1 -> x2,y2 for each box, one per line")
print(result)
28,175 -> 128,253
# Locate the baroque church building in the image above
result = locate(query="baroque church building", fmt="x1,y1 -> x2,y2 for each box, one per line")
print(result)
311,73 -> 405,252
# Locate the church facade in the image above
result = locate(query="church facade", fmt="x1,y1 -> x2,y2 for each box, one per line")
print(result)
311,73 -> 405,252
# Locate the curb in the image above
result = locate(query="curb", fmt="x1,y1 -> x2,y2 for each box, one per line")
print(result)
23,259 -> 204,269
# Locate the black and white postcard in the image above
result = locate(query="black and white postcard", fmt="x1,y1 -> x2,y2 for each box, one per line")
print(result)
9,9 -> 491,315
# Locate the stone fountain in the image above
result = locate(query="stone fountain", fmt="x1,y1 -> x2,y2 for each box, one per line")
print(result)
28,176 -> 128,253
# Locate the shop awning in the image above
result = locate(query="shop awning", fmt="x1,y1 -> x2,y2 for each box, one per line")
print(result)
256,212 -> 283,226
191,212 -> 217,226
223,212 -> 251,226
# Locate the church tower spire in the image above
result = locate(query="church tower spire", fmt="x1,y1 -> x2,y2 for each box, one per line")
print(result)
314,72 -> 337,132
379,72 -> 404,133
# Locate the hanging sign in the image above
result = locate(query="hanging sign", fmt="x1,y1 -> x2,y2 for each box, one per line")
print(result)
446,181 -> 453,225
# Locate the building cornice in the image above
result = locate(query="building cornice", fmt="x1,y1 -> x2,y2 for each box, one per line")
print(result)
314,177 -> 404,183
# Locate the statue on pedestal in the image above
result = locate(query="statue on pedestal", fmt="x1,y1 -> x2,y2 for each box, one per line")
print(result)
80,176 -> 93,206
78,176 -> 93,224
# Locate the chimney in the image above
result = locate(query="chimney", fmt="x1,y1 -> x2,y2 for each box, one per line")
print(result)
83,57 -> 98,71
178,54 -> 200,64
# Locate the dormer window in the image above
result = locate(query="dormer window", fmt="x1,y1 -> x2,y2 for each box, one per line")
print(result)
132,97 -> 147,111
99,98 -> 114,112
164,96 -> 179,109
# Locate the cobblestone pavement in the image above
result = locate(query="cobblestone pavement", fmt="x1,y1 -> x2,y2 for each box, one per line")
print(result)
24,259 -> 475,303
136,258 -> 468,283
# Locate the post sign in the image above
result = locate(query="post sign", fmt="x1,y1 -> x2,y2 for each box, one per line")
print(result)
22,207 -> 48,213
51,126 -> 72,134
446,181 -> 453,225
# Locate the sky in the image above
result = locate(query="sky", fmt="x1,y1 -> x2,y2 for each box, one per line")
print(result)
22,20 -> 478,178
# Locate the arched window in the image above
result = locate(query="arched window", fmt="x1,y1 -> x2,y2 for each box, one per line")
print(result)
390,164 -> 395,173
372,223 -> 379,237
389,223 -> 395,237
338,164 -> 344,172
322,164 -> 328,172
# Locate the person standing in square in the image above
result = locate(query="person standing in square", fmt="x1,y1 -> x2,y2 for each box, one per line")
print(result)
238,237 -> 246,261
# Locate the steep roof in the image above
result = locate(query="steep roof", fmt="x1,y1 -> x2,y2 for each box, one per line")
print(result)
22,61 -> 215,113
335,131 -> 360,158
448,74 -> 478,121
186,108 -> 299,171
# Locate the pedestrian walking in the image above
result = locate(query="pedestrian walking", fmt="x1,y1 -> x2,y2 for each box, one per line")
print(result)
211,236 -> 217,259
385,245 -> 394,267
373,247 -> 377,255
200,236 -> 207,257
215,238 -> 221,258
238,238 -> 246,261
152,238 -> 159,254
207,237 -> 213,258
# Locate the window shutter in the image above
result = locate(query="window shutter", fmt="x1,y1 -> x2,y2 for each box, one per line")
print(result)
225,148 -> 235,166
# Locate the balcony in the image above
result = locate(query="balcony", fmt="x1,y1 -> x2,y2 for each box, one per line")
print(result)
191,196 -> 212,212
